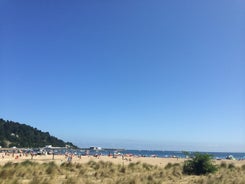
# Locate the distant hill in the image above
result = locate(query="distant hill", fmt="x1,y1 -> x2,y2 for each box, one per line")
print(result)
0,118 -> 78,148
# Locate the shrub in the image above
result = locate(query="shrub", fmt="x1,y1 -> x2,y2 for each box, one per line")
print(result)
45,162 -> 58,175
20,160 -> 35,167
220,162 -> 227,168
120,166 -> 126,173
3,162 -> 14,169
228,163 -> 235,169
165,163 -> 172,169
142,163 -> 153,171
183,153 -> 217,175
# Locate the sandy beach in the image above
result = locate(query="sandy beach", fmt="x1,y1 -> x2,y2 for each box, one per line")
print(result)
1,153 -> 245,167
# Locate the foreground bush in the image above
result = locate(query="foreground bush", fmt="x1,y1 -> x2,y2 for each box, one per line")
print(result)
183,153 -> 217,175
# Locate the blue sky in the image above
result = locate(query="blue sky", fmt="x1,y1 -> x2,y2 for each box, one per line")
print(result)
1,0 -> 244,152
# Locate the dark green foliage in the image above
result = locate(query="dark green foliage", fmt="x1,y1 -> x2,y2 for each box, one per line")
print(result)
183,153 -> 217,175
0,118 -> 77,148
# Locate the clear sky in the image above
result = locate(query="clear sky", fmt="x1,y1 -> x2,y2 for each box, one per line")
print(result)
1,0 -> 244,152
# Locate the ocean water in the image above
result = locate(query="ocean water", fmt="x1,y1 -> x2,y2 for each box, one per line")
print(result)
122,150 -> 245,160
65,149 -> 245,160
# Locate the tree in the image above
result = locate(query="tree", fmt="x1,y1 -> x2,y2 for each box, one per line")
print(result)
0,118 -> 78,148
183,153 -> 217,175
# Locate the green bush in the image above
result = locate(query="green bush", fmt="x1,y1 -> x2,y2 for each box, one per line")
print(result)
183,153 -> 217,175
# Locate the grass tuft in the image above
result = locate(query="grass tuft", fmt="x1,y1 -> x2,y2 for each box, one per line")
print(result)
220,161 -> 227,168
228,163 -> 235,169
165,163 -> 172,169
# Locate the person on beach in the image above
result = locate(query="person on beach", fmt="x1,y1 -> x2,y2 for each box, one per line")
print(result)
31,152 -> 34,160
67,154 -> 72,163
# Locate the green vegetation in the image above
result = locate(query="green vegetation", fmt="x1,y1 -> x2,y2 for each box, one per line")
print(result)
0,160 -> 244,184
0,118 -> 77,148
183,153 -> 217,175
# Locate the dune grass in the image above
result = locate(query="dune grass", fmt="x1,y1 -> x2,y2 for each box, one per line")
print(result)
0,160 -> 244,184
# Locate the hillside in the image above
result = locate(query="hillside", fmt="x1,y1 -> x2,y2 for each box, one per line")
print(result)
0,118 -> 77,148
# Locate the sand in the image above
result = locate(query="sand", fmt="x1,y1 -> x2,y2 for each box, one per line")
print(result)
1,153 -> 245,167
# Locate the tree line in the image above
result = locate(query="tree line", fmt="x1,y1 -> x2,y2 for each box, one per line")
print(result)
0,118 -> 77,148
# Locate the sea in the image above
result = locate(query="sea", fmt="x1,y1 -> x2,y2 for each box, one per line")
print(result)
59,149 -> 245,160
